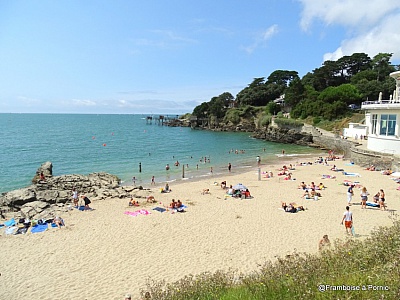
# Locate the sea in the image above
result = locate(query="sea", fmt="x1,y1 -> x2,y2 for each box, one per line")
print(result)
0,113 -> 324,194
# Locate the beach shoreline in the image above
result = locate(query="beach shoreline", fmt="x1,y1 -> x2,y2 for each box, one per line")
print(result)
1,154 -> 399,299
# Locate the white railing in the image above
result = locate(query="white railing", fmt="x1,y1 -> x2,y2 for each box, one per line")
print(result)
362,99 -> 400,105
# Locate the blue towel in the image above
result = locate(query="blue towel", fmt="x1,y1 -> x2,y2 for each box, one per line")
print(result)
153,207 -> 166,213
4,218 -> 15,227
5,226 -> 17,235
31,223 -> 48,233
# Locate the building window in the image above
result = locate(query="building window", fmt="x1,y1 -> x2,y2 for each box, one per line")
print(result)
379,114 -> 396,136
371,114 -> 378,134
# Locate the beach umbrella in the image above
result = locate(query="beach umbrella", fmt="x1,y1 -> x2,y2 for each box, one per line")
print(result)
233,183 -> 247,190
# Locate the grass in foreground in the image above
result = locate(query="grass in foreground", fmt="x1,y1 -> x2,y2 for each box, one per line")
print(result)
140,215 -> 400,299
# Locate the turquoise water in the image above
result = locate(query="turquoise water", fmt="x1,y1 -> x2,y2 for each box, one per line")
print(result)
0,114 -> 322,193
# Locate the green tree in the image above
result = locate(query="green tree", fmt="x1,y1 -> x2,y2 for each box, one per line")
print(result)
236,78 -> 269,106
372,53 -> 395,82
267,70 -> 299,86
192,102 -> 209,118
318,84 -> 361,105
265,101 -> 281,115
284,77 -> 305,107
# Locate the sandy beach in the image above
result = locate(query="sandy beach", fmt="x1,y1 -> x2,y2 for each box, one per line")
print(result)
1,156 -> 399,299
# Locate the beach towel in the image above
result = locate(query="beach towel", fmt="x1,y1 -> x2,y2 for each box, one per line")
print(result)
176,205 -> 187,212
343,172 -> 361,177
4,218 -> 15,227
322,175 -> 336,179
153,207 -> 166,213
31,223 -> 48,233
124,209 -> 151,217
366,201 -> 380,207
51,222 -> 65,228
5,226 -> 17,235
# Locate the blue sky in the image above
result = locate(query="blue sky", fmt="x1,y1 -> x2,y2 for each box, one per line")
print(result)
1,0 -> 400,114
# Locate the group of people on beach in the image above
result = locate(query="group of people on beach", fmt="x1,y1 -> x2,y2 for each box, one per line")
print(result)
346,184 -> 386,210
72,189 -> 91,210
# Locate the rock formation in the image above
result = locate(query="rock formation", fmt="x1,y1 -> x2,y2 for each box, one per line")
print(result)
0,162 -> 150,221
252,127 -> 313,146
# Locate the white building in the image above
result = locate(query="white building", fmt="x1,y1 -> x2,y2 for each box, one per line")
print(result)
343,123 -> 367,139
361,71 -> 400,155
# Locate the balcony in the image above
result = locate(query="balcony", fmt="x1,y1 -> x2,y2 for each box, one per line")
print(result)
361,100 -> 400,110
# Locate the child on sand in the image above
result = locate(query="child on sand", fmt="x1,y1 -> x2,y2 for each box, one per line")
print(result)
318,235 -> 331,251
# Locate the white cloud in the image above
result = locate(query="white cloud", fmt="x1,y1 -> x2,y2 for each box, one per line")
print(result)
242,24 -> 279,54
299,0 -> 400,31
298,0 -> 400,62
324,14 -> 400,61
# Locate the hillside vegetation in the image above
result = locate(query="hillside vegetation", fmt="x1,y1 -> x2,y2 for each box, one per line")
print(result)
191,52 -> 398,129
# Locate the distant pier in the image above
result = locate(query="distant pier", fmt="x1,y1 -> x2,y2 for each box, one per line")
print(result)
145,115 -> 183,126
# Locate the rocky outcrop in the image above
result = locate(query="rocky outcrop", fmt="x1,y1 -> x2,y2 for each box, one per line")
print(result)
0,163 -> 148,221
32,161 -> 53,184
252,127 -> 313,145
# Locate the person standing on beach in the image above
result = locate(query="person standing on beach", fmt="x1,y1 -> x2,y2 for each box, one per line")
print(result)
228,163 -> 232,172
379,189 -> 386,210
151,176 -> 155,185
341,206 -> 353,235
72,189 -> 79,207
256,156 -> 261,167
347,184 -> 354,205
360,187 -> 369,209
81,195 -> 91,210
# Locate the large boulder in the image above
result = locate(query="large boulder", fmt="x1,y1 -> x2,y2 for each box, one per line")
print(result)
32,161 -> 53,184
0,187 -> 36,207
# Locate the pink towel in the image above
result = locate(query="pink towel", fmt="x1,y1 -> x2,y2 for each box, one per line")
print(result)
124,209 -> 150,217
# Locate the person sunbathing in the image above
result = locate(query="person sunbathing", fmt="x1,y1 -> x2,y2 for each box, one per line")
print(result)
366,165 -> 375,171
161,183 -> 171,193
220,181 -> 227,189
52,216 -> 64,229
302,190 -> 311,199
202,188 -> 210,195
318,235 -> 331,251
298,182 -> 307,190
169,199 -> 177,209
310,189 -> 321,198
284,173 -> 292,180
129,198 -> 139,206
317,183 -> 325,190
227,185 -> 234,195
146,195 -> 156,203
176,200 -> 185,212
281,202 -> 304,213
242,189 -> 251,198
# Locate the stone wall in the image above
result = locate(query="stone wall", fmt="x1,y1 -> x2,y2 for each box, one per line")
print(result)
350,147 -> 397,171
312,135 -> 354,158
